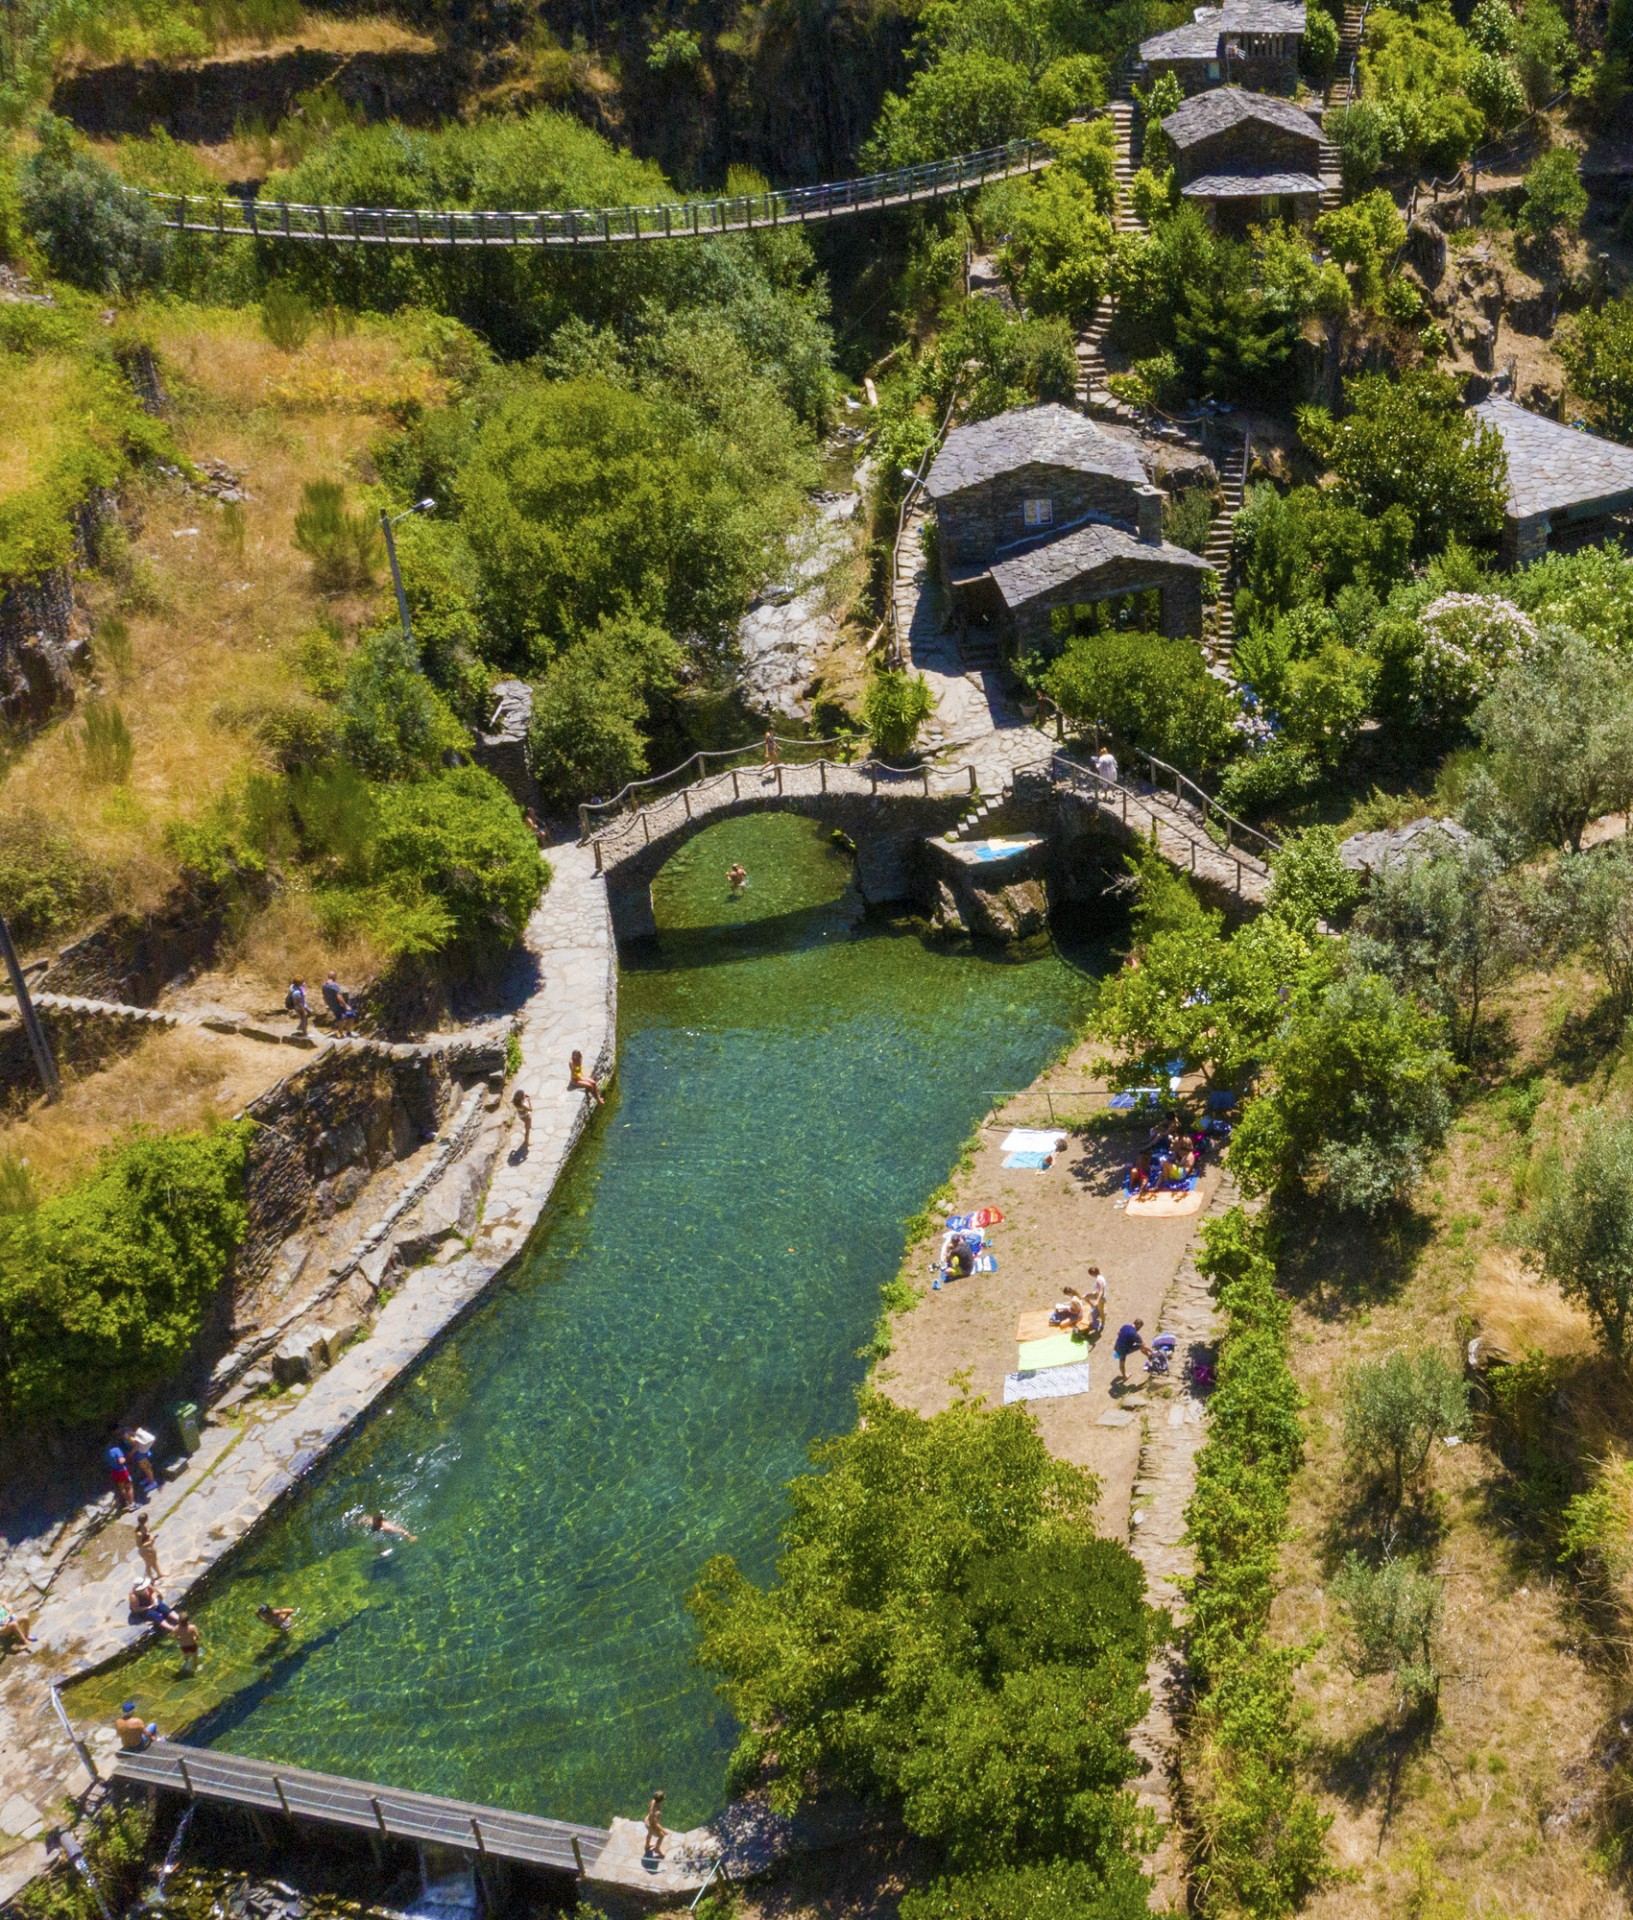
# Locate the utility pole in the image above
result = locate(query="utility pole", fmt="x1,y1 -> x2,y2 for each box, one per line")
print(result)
380,497 -> 436,658
0,912 -> 58,1103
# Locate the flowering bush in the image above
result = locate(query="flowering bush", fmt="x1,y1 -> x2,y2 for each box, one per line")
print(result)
1415,592 -> 1538,723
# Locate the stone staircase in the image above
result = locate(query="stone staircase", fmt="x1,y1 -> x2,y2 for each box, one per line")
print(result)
1325,1 -> 1366,111
1317,137 -> 1343,211
1202,434 -> 1249,672
1076,91 -> 1145,422
1108,97 -> 1142,232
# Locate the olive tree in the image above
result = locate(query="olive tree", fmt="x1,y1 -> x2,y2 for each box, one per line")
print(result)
1331,1552 -> 1443,1716
1341,1350 -> 1469,1510
1527,1115 -> 1633,1364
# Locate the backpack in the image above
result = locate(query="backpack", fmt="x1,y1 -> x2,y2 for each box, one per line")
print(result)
285,987 -> 302,1012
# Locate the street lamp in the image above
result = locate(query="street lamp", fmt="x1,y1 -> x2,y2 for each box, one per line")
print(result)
380,497 -> 435,655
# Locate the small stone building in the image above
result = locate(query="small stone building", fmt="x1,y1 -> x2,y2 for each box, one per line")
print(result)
923,404 -> 1215,650
1162,87 -> 1325,228
1139,1 -> 1307,93
1472,397 -> 1633,567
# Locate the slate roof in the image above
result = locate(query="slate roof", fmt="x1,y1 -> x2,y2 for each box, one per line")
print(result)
986,523 -> 1214,610
1162,86 -> 1323,149
1472,397 -> 1633,522
1141,1 -> 1306,61
1339,818 -> 1472,874
1181,169 -> 1324,198
924,404 -> 1149,499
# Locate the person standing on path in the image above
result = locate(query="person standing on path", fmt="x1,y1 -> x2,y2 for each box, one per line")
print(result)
643,1790 -> 668,1859
286,978 -> 309,1036
1113,1318 -> 1150,1383
175,1613 -> 201,1676
118,1424 -> 159,1499
106,1443 -> 135,1512
322,973 -> 359,1033
134,1513 -> 163,1582
512,1087 -> 533,1153
1085,1266 -> 1108,1336
762,730 -> 780,778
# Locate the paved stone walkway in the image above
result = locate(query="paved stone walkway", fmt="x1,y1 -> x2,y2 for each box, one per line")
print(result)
0,840 -> 616,1902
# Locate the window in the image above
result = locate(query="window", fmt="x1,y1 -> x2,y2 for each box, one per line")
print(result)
1023,496 -> 1053,530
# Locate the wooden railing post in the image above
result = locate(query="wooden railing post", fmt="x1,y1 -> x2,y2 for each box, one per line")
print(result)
572,1836 -> 587,1876
579,803 -> 590,839
683,789 -> 692,819
274,1776 -> 292,1817
732,769 -> 741,799
471,1817 -> 487,1856
594,842 -> 604,875
776,764 -> 784,794
178,1757 -> 194,1795
642,813 -> 651,845
372,1797 -> 389,1839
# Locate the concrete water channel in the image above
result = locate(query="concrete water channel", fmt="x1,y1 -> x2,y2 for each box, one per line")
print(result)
74,814 -> 1109,1833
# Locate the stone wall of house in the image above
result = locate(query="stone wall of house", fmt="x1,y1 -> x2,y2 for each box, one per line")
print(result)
1175,117 -> 1320,184
938,463 -> 1142,582
1152,47 -> 1299,93
1005,558 -> 1206,651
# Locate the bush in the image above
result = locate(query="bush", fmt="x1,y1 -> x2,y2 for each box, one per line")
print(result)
527,616 -> 683,811
0,1126 -> 249,1425
1302,5 -> 1340,77
901,1859 -> 1150,1920
1527,1113 -> 1633,1363
1216,742 -> 1321,821
1517,148 -> 1587,248
293,481 -> 381,593
864,668 -> 936,757
1266,827 -> 1359,936
1342,1350 -> 1469,1509
0,810 -> 109,946
1558,295 -> 1633,442
1043,632 -> 1239,771
338,626 -> 469,781
19,117 -> 166,295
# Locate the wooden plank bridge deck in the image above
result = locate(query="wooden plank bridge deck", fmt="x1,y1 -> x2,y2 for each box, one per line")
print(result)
111,1742 -> 610,1876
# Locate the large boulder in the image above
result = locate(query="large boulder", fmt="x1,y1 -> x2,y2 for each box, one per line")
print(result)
1403,216 -> 1447,289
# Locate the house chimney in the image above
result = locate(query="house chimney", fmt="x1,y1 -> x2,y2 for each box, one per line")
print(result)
1135,484 -> 1164,545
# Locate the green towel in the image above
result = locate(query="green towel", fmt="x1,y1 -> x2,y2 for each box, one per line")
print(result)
1017,1331 -> 1087,1371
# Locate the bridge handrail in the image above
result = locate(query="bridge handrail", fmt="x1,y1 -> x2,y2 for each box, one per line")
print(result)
133,133 -> 1061,247
1118,745 -> 1280,860
577,733 -> 860,838
1047,751 -> 1277,891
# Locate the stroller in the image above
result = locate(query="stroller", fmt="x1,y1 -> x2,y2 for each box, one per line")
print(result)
1145,1333 -> 1179,1377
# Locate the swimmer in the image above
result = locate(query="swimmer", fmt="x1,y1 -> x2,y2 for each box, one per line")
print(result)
727,863 -> 748,893
256,1602 -> 297,1633
359,1510 -> 417,1543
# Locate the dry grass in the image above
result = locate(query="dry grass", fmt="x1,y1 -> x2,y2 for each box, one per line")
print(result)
57,9 -> 435,74
1270,963 -> 1633,1920
0,1026 -> 292,1197
179,891 -> 388,1013
0,354 -> 81,505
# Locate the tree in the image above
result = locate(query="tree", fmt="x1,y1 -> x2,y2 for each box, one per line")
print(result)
1559,296 -> 1633,442
527,616 -> 682,812
1475,628 -> 1633,851
999,161 -> 1116,324
1329,100 -> 1390,192
1301,370 -> 1507,556
1275,641 -> 1374,766
1302,6 -> 1340,78
865,50 -> 1034,165
1466,49 -> 1526,134
864,669 -> 936,756
1527,1114 -> 1633,1363
1331,1553 -> 1443,1715
1266,827 -> 1359,937
1231,971 -> 1455,1213
1314,191 -> 1406,307
1561,842 -> 1633,1015
1342,1351 -> 1469,1510
1512,0 -> 1573,104
690,1393 -> 1157,1889
1042,632 -> 1240,771
1350,834 -> 1538,1061
338,627 -> 468,780
19,116 -> 166,295
1517,148 -> 1587,254
1231,482 -> 1413,635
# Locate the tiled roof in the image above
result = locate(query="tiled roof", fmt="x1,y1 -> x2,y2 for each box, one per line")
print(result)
1181,169 -> 1324,197
987,523 -> 1214,609
925,403 -> 1149,499
1162,86 -> 1323,148
1472,396 -> 1633,521
1141,1 -> 1306,60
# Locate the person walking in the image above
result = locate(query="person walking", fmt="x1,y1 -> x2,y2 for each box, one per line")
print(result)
321,973 -> 359,1033
285,978 -> 309,1036
512,1087 -> 533,1153
1085,1266 -> 1108,1337
761,730 -> 781,780
106,1442 -> 135,1512
118,1424 -> 159,1499
727,863 -> 748,893
643,1790 -> 668,1860
1113,1318 -> 1150,1383
134,1513 -> 163,1582
175,1613 -> 201,1676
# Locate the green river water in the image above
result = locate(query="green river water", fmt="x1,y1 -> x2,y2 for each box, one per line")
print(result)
76,816 -> 1104,1828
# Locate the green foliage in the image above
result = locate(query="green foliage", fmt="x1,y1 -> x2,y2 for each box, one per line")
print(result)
1527,1113 -> 1633,1363
901,1858 -> 1150,1920
1466,47 -> 1526,133
1558,295 -> 1633,442
863,669 -> 936,757
921,297 -> 1077,419
78,695 -> 134,784
1474,628 -> 1633,852
1559,842 -> 1633,1015
338,626 -> 469,781
12,1802 -> 155,1920
1232,482 -> 1412,637
1266,827 -> 1359,937
1330,1552 -> 1443,1712
259,281 -> 315,353
1358,7 -> 1486,171
1313,190 -> 1406,307
1127,834 -> 1216,949
1372,587 -> 1539,732
1517,147 -> 1586,247
1215,741 -> 1321,823
1042,631 -> 1239,771
1341,1350 -> 1469,1509
1275,641 -> 1374,766
999,133 -> 1116,324
293,481 -> 380,594
1231,970 -> 1455,1214
527,615 -> 684,810
691,1392 -> 1156,1895
0,810 -> 106,944
0,1126 -> 248,1424
1301,370 -> 1507,556
646,26 -> 703,70
1302,5 -> 1340,77
1185,1207 -> 1331,1916
1329,100 -> 1391,192
20,117 -> 166,294
1513,0 -> 1574,103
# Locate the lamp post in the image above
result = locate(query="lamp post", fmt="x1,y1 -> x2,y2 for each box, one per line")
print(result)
379,497 -> 435,656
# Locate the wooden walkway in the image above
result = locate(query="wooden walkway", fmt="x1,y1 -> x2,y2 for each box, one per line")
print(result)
111,1742 -> 610,1876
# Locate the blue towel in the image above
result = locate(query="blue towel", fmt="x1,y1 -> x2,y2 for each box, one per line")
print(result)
1108,1087 -> 1161,1110
1003,1149 -> 1052,1169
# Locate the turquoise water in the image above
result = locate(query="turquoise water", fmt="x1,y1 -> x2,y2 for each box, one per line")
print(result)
79,817 -> 1101,1827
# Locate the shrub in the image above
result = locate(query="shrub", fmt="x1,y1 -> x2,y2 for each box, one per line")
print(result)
338,626 -> 469,780
260,281 -> 315,352
1302,5 -> 1340,77
0,810 -> 108,945
0,1126 -> 249,1426
293,481 -> 381,593
77,695 -> 134,785
1558,295 -> 1633,442
864,669 -> 936,758
1526,1113 -> 1633,1363
1043,632 -> 1239,771
1266,827 -> 1359,936
1517,148 -> 1587,249
527,616 -> 683,811
900,1859 -> 1151,1920
1342,1350 -> 1469,1509
1331,1553 -> 1443,1713
1466,48 -> 1526,132
19,118 -> 166,295
1411,591 -> 1539,727
1216,742 -> 1320,821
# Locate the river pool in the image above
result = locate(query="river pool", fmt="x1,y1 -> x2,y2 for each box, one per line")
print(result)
75,815 -> 1105,1828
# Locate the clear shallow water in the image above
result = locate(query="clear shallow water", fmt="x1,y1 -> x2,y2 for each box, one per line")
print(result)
75,817 -> 1103,1827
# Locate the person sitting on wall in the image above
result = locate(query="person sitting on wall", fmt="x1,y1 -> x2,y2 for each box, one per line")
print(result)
128,1581 -> 179,1632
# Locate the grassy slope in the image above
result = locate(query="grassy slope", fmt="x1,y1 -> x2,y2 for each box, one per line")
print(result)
1272,960 -> 1633,1919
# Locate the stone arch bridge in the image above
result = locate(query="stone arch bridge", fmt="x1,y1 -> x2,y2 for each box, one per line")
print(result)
585,757 -> 980,943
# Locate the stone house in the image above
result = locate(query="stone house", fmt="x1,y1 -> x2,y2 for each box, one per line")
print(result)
1139,1 -> 1307,94
1162,87 -> 1325,229
1471,397 -> 1633,567
923,404 -> 1215,650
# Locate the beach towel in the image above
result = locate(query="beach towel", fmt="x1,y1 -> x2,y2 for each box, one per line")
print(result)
1107,1088 -> 1163,1111
946,1207 -> 1005,1231
1207,1089 -> 1239,1111
1017,1307 -> 1092,1342
1017,1331 -> 1088,1371
1000,1128 -> 1068,1155
1002,1150 -> 1053,1169
1004,1361 -> 1091,1404
1128,1185 -> 1208,1218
